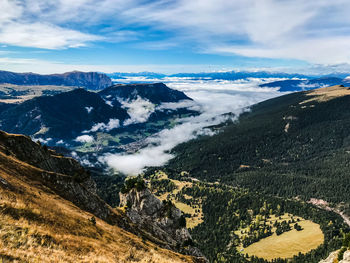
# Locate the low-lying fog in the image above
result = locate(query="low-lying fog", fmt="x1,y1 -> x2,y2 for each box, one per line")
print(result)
99,77 -> 285,175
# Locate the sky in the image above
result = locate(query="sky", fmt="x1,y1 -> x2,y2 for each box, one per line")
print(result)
2,0 -> 350,74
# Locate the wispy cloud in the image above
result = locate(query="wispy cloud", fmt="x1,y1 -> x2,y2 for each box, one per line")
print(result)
0,22 -> 101,49
113,0 -> 350,64
2,0 -> 350,65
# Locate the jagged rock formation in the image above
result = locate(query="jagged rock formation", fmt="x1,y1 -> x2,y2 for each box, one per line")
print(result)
0,70 -> 112,90
120,187 -> 206,261
0,130 -> 199,262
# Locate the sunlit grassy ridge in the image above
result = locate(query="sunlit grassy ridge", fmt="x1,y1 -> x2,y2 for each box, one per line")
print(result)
0,142 -> 195,262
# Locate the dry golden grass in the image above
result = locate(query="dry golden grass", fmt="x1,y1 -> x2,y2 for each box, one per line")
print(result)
0,152 -> 195,263
239,214 -> 324,260
300,85 -> 350,104
0,84 -> 75,103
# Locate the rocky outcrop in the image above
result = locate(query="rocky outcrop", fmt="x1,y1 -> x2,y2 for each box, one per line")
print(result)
120,188 -> 206,261
320,250 -> 350,263
320,251 -> 338,263
0,70 -> 112,90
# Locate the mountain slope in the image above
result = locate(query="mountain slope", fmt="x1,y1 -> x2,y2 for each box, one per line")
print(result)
0,89 -> 129,139
0,130 -> 201,262
99,83 -> 192,104
165,85 -> 350,206
0,70 -> 112,90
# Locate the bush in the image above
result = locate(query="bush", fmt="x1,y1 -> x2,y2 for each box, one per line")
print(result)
89,216 -> 96,226
121,176 -> 146,193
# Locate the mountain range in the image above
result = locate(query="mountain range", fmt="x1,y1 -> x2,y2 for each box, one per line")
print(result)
0,70 -> 112,90
260,77 -> 350,92
0,83 -> 194,140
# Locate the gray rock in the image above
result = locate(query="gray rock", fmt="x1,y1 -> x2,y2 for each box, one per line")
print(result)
120,188 -> 207,261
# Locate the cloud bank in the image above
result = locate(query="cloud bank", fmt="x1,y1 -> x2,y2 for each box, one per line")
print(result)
75,135 -> 94,143
84,119 -> 120,133
121,96 -> 155,125
100,77 -> 283,175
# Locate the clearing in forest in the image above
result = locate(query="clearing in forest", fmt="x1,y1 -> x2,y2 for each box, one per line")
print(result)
241,216 -> 324,260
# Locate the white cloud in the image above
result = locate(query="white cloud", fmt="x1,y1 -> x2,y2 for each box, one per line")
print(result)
56,139 -> 65,144
99,77 -> 283,175
85,119 -> 120,133
100,115 -> 231,175
157,100 -> 201,112
75,135 -> 94,143
0,22 -> 101,49
104,100 -> 113,107
116,0 -> 350,64
3,0 -> 350,64
121,96 -> 155,125
85,106 -> 93,113
35,137 -> 52,144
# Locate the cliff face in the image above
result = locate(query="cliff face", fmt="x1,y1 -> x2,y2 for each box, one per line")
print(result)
0,70 -> 112,90
120,188 -> 206,261
0,130 -> 198,262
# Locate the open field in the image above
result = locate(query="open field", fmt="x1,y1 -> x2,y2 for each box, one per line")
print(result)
241,217 -> 324,260
301,85 -> 350,104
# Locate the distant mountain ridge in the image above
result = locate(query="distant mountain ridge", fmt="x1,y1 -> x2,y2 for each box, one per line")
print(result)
0,88 -> 129,139
108,70 -> 313,81
0,83 -> 198,144
260,77 -> 350,92
0,70 -> 112,90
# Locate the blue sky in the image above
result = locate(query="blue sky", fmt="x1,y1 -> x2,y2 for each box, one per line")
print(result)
1,0 -> 350,74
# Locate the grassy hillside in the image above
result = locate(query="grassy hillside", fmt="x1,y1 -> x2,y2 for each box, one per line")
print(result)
0,132 -> 197,263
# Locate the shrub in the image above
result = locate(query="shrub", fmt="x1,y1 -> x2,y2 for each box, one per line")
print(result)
89,216 -> 96,226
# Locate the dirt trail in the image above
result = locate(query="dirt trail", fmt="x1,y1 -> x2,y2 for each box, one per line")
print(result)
308,198 -> 350,227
